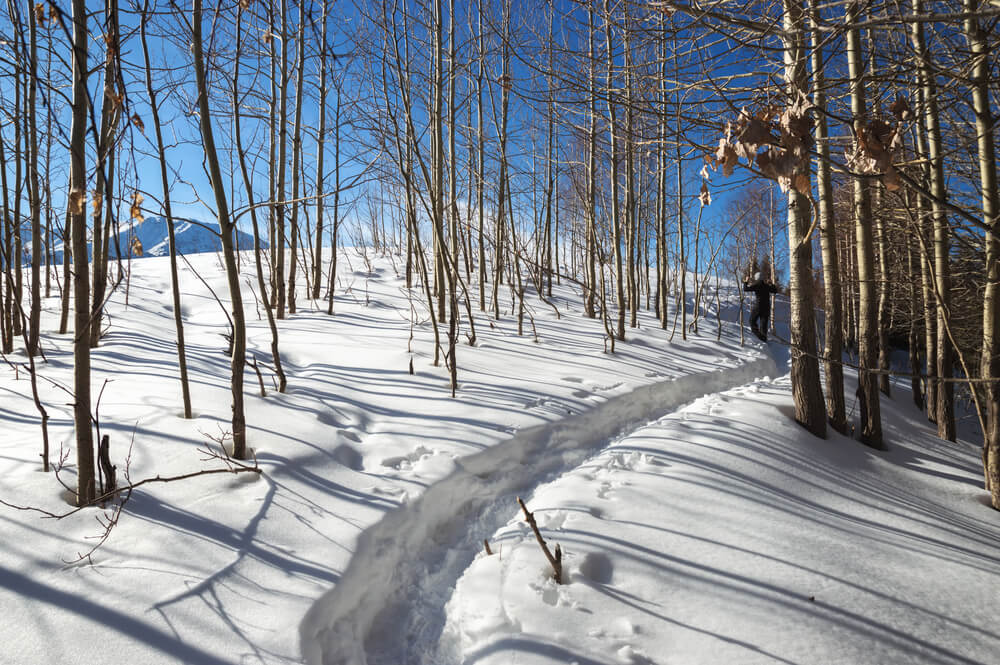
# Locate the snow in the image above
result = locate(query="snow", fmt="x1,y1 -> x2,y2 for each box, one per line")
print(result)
439,376 -> 1000,665
46,215 -> 263,263
0,248 -> 996,665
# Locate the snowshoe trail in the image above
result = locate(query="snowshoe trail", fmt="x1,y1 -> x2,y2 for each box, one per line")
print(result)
299,354 -> 777,665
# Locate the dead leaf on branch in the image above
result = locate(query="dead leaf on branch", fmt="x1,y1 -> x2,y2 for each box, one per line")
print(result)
849,111 -> 905,191
131,114 -> 145,133
735,109 -> 773,149
890,94 -> 912,122
106,87 -> 124,111
699,181 -> 712,207
130,192 -> 144,223
68,190 -> 85,216
714,138 -> 738,177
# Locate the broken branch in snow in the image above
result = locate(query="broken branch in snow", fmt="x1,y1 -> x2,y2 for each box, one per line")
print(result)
517,496 -> 563,584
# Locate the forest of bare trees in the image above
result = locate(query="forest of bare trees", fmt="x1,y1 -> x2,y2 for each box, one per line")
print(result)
1,0 -> 998,511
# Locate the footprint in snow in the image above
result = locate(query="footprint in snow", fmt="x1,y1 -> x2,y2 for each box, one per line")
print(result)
380,445 -> 434,470
576,551 -> 614,585
331,443 -> 364,471
339,429 -> 362,443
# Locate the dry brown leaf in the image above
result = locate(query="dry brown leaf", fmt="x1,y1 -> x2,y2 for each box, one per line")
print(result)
33,3 -> 45,25
882,165 -> 902,192
262,29 -> 272,45
69,190 -> 85,216
130,192 -> 144,223
699,181 -> 712,207
889,95 -> 911,122
91,190 -> 102,215
131,114 -> 145,133
106,87 -> 124,111
737,114 -> 772,149
792,173 -> 811,196
132,237 -> 144,257
714,138 -> 738,177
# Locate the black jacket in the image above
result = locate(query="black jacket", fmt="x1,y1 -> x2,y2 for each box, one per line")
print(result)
743,278 -> 779,313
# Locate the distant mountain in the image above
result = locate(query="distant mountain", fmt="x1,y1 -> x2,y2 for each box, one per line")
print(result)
34,216 -> 266,264
125,216 -> 265,258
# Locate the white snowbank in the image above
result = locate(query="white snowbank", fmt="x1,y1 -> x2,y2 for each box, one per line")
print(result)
440,374 -> 1000,665
298,354 -> 776,665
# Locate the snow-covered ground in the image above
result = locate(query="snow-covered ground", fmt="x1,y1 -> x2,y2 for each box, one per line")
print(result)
438,374 -> 999,665
0,248 -> 996,665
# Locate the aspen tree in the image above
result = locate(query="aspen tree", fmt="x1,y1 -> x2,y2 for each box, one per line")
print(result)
69,0 -> 95,505
192,0 -> 248,459
847,1 -> 881,447
783,0 -> 825,438
140,0 -> 191,418
809,0 -> 845,433
963,0 -> 1000,506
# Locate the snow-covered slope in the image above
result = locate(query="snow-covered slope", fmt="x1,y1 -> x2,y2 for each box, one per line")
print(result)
437,373 -> 999,665
0,248 -> 995,665
0,248 -> 762,665
43,215 -> 264,263
126,216 -> 264,258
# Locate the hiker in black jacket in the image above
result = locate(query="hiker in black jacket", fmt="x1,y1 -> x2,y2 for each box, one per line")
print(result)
743,272 -> 780,342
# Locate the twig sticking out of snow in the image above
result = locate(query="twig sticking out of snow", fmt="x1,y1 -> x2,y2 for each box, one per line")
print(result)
517,496 -> 563,584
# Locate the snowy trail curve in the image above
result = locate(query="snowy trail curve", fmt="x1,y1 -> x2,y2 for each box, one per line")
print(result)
299,353 -> 777,665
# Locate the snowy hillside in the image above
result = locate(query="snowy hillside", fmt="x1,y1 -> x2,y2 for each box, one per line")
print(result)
42,215 -> 264,263
124,216 -> 265,258
0,249 -> 996,665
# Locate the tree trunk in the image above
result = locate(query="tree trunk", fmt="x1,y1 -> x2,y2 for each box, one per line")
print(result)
780,0 -> 825,439
275,0 -> 289,320
809,0 -> 845,434
963,0 -> 999,505
141,0 -> 192,418
847,2 -> 882,447
287,3 -> 305,315
27,6 -> 41,357
312,0 -> 329,301
910,0 -> 954,441
604,0 -> 625,341
192,0 -> 247,459
584,4 -> 597,319
69,0 -> 95,505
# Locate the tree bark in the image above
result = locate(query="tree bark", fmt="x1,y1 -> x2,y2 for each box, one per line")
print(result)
847,2 -> 882,447
910,0 -> 954,441
141,0 -> 192,418
809,0 -> 845,434
70,0 -> 95,505
963,0 -> 999,505
192,0 -> 247,459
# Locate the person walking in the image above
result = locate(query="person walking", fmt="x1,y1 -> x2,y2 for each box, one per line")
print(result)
743,271 -> 780,342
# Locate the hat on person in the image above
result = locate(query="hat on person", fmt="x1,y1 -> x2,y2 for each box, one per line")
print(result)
754,271 -> 762,281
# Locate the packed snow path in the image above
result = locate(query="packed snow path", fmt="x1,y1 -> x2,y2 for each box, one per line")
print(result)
0,249 -> 767,665
299,355 -> 778,664
439,375 -> 1000,665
